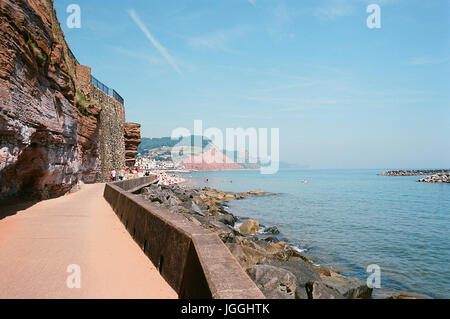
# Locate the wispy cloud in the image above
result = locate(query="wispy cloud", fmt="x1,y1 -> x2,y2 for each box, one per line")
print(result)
113,46 -> 165,65
188,26 -> 251,53
409,56 -> 450,65
128,9 -> 183,76
315,0 -> 356,20
252,81 -> 318,94
248,0 -> 256,7
218,112 -> 274,120
315,0 -> 393,20
266,2 -> 299,41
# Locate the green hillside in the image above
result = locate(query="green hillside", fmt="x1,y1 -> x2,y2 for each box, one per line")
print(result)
138,136 -> 211,155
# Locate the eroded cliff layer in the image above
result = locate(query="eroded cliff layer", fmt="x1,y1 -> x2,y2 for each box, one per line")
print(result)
124,122 -> 141,168
0,0 -> 137,200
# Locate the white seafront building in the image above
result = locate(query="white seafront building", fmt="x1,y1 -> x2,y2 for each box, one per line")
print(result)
135,154 -> 187,172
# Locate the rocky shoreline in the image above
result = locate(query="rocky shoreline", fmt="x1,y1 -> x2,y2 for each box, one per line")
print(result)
137,183 -> 423,299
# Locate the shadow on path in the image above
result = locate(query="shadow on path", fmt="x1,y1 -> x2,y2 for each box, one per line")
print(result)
0,199 -> 40,220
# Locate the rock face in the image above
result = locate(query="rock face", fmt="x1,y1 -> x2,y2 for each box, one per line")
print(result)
0,0 -> 82,200
0,0 -> 138,200
181,145 -> 243,171
124,122 -> 141,168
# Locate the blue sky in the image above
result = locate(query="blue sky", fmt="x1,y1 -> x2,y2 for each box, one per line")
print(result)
55,0 -> 450,169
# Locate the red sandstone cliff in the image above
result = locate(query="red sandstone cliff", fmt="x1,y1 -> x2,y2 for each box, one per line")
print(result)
180,145 -> 242,171
124,122 -> 141,168
0,0 -> 137,200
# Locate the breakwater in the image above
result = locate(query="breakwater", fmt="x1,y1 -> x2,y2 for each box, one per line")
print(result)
378,169 -> 450,176
417,173 -> 450,183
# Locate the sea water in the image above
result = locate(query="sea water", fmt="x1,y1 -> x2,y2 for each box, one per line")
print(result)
186,169 -> 450,298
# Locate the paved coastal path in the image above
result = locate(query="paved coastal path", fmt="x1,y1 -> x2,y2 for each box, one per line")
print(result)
0,184 -> 177,299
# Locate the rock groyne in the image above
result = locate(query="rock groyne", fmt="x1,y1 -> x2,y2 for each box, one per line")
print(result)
378,170 -> 450,184
378,169 -> 450,176
417,173 -> 450,183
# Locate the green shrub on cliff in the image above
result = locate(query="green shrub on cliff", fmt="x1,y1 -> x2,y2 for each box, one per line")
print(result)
139,136 -> 211,155
75,91 -> 95,117
27,39 -> 47,67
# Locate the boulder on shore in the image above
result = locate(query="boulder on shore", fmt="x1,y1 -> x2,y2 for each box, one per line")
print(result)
305,281 -> 344,299
265,226 -> 280,234
246,264 -> 297,299
314,265 -> 333,277
203,220 -> 237,243
226,237 -> 291,270
207,214 -> 235,227
271,242 -> 313,263
268,259 -> 322,299
321,272 -> 373,299
239,219 -> 260,235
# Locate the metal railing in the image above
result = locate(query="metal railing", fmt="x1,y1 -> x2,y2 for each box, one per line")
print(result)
112,89 -> 124,105
91,75 -> 124,105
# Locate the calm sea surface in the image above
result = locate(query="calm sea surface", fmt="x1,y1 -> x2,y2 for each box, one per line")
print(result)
186,169 -> 450,298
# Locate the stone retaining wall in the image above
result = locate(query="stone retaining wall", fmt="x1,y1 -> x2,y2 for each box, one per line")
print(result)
92,85 -> 126,182
103,177 -> 265,299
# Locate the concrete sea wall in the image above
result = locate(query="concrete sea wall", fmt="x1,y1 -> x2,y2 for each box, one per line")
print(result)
103,177 -> 265,299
